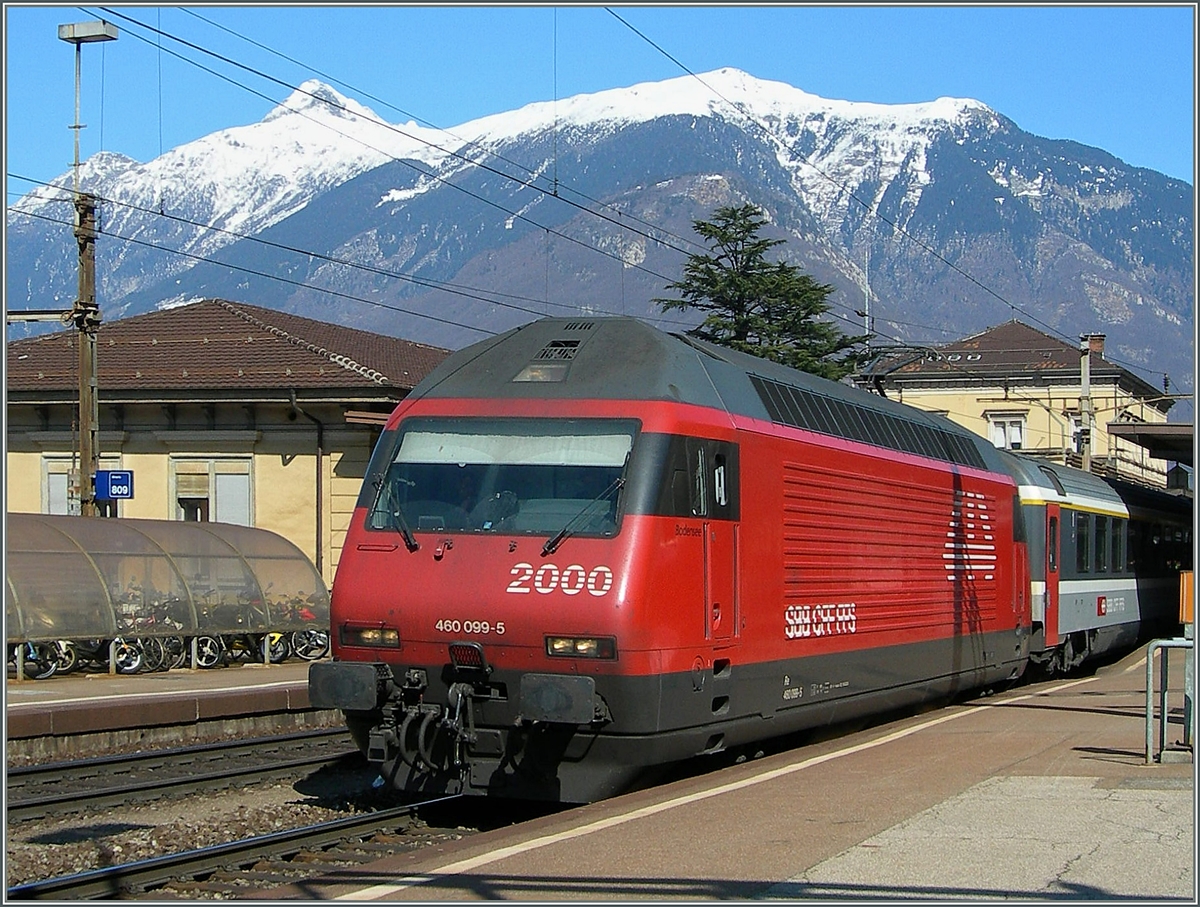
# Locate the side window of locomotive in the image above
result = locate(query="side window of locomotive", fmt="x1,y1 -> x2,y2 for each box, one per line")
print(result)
670,467 -> 690,514
1047,516 -> 1059,573
690,443 -> 708,517
714,454 -> 728,508
707,443 -> 738,520
1075,512 -> 1092,574
651,436 -> 739,520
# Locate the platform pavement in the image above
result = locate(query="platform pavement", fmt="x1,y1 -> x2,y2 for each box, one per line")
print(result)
5,659 -> 321,758
260,645 -> 1194,902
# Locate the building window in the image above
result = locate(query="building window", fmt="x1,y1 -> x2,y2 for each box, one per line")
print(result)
172,458 -> 253,525
43,456 -> 123,516
988,415 -> 1025,450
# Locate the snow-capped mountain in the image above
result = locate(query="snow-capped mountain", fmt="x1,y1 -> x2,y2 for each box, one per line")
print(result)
6,68 -> 1193,395
7,80 -> 458,312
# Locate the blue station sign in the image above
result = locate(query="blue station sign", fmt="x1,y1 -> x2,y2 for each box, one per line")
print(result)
94,469 -> 134,500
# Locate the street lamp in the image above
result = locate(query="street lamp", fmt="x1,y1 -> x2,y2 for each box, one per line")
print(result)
59,20 -> 118,192
58,19 -> 117,517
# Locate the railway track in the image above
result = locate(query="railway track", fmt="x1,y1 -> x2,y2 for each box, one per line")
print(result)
7,797 -> 466,900
6,728 -> 360,823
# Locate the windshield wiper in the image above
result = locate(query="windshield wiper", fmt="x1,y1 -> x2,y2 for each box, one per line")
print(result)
542,477 -> 625,557
372,474 -> 419,552
392,505 -> 420,552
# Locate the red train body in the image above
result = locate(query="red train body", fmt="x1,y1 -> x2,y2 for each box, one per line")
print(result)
310,317 -> 1183,803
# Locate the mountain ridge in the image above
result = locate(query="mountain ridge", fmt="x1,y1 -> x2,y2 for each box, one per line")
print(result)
6,68 -> 1192,398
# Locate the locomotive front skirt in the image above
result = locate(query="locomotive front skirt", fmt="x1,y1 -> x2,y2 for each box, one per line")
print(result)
310,317 -> 1191,803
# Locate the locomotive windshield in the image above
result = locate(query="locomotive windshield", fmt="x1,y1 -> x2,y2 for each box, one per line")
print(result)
365,417 -> 637,538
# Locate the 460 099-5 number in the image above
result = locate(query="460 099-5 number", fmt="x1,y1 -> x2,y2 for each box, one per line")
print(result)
434,619 -> 505,635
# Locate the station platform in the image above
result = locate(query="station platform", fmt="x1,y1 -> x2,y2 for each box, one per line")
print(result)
5,646 -> 1194,900
5,659 -> 330,763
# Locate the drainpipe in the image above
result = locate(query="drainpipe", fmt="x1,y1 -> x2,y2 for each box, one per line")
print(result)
289,390 -> 324,577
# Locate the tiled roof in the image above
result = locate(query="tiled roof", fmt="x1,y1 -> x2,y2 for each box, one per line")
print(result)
893,320 -> 1121,378
865,320 -> 1166,409
6,299 -> 450,395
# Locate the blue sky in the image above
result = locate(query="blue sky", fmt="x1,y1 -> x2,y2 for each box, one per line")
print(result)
4,4 -> 1196,203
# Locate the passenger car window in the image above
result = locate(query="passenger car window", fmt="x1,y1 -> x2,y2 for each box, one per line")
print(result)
1075,513 -> 1091,574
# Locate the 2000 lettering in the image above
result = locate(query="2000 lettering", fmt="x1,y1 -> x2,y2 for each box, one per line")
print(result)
506,562 -> 614,596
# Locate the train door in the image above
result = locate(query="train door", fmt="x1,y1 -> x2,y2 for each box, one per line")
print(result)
705,521 -> 737,641
684,439 -> 739,642
1044,504 -> 1060,647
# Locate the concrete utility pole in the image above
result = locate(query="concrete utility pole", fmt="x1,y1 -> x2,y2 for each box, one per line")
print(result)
59,20 -> 118,516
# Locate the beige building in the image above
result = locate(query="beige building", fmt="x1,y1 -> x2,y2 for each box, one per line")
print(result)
6,299 -> 450,584
853,320 -> 1176,488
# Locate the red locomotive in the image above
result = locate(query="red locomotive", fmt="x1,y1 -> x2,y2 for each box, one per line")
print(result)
310,317 -> 1190,802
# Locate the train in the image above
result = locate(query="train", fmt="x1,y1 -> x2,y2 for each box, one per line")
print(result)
310,316 -> 1192,803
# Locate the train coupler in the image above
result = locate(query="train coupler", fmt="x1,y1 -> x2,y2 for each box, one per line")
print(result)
367,727 -> 397,763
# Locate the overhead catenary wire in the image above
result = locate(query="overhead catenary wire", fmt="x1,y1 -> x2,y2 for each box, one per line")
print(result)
88,5 -> 707,283
174,7 -> 701,255
9,170 -> 700,333
11,204 -> 497,337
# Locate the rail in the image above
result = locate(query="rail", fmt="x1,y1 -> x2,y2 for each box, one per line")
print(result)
1145,637 -> 1194,764
7,728 -> 356,822
7,797 -> 463,900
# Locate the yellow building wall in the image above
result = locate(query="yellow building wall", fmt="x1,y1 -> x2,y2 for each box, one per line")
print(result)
118,453 -> 171,520
894,383 -> 1168,485
253,449 -> 318,568
5,451 -> 43,513
329,446 -> 372,582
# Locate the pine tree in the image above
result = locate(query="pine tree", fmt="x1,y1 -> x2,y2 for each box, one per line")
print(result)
655,203 -> 866,380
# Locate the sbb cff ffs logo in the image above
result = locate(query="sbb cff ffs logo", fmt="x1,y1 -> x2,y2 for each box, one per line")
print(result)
784,602 -> 857,639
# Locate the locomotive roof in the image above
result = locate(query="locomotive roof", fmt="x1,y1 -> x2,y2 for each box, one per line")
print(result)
409,317 -> 1012,474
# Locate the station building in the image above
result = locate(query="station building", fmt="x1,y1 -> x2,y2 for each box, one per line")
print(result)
5,299 -> 450,584
852,320 -> 1184,489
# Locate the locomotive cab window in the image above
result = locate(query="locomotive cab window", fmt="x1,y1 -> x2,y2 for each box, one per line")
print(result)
647,435 -> 739,520
364,417 -> 637,538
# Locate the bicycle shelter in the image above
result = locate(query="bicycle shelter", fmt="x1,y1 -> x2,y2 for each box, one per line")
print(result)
6,514 -> 330,643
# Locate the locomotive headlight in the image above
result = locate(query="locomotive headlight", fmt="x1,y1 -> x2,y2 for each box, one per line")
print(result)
340,624 -> 401,648
545,636 -> 617,659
